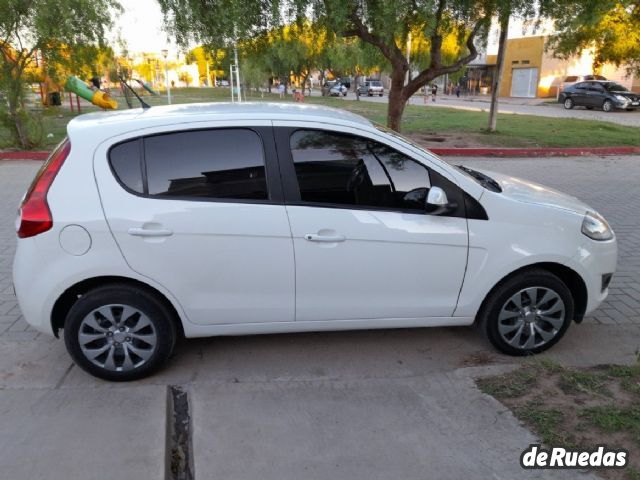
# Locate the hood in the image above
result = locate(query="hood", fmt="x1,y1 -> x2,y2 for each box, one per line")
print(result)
609,90 -> 639,100
474,168 -> 591,214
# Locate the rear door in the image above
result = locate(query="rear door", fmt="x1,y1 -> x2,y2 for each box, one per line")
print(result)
586,83 -> 606,107
93,122 -> 295,326
569,82 -> 587,106
273,124 -> 469,322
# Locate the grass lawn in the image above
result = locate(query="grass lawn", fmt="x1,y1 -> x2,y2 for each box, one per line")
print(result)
477,359 -> 640,480
3,86 -> 639,150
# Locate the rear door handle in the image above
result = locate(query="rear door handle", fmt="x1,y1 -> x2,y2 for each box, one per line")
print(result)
304,233 -> 346,242
127,227 -> 173,237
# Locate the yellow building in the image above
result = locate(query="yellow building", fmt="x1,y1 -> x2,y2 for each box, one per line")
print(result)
486,36 -> 640,98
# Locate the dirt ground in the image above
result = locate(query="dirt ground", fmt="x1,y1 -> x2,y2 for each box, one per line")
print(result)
477,360 -> 640,480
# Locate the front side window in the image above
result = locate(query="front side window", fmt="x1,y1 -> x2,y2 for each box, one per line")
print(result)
144,129 -> 268,200
289,130 -> 430,211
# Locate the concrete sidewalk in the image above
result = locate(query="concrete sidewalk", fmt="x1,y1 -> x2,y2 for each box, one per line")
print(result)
0,321 -> 638,479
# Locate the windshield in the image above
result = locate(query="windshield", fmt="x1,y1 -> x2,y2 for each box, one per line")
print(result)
371,81 -> 382,86
605,83 -> 629,92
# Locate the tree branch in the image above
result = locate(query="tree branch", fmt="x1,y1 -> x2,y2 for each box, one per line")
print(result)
344,13 -> 408,70
406,18 -> 485,96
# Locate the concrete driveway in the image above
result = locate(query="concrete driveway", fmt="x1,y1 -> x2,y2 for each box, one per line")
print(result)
1,156 -> 639,479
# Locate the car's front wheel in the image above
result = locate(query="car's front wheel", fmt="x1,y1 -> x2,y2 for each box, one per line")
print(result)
480,269 -> 574,356
563,98 -> 574,109
602,100 -> 613,112
64,285 -> 177,381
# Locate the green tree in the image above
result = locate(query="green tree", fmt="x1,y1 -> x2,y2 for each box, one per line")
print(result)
159,0 -> 495,131
0,0 -> 121,148
546,1 -> 640,75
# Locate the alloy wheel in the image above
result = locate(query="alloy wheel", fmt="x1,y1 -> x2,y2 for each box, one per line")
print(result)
497,287 -> 565,350
78,304 -> 158,372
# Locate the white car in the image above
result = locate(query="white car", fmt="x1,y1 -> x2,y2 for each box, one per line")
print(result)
13,103 -> 617,381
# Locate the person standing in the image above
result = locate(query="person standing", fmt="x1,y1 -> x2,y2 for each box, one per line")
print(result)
455,83 -> 461,98
431,83 -> 438,102
278,83 -> 285,98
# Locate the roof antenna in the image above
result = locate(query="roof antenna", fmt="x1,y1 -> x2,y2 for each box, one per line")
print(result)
119,75 -> 151,109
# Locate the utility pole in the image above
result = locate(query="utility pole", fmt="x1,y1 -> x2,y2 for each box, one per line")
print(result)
405,32 -> 412,86
488,12 -> 509,132
161,49 -> 171,105
233,43 -> 241,102
205,61 -> 211,87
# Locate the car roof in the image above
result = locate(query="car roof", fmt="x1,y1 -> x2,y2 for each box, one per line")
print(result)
67,102 -> 373,138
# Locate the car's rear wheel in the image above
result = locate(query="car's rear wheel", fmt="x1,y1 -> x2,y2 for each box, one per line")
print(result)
480,269 -> 574,356
379,93 -> 383,97
563,98 -> 574,109
64,285 -> 177,381
602,100 -> 613,112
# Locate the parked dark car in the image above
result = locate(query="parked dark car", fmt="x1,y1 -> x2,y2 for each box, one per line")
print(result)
559,80 -> 640,112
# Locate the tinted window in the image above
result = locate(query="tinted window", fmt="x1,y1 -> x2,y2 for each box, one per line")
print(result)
564,76 -> 578,82
144,129 -> 268,200
574,82 -> 588,90
109,139 -> 144,193
290,130 -> 430,211
588,83 -> 604,92
605,83 -> 628,92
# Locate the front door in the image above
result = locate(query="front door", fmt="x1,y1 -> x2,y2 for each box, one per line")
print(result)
94,124 -> 295,326
274,126 -> 469,322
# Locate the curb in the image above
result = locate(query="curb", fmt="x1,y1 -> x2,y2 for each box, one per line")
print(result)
0,151 -> 49,160
1,146 -> 639,161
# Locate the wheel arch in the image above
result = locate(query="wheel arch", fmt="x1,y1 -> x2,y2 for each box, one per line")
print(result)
476,262 -> 588,324
51,276 -> 185,338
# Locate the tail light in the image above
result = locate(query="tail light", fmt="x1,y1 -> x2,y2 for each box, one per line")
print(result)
17,139 -> 70,238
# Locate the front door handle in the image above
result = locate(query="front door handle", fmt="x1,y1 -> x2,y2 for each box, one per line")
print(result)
304,233 -> 346,242
128,227 -> 173,237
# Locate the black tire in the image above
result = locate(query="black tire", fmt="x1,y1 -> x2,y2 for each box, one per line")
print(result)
379,93 -> 383,97
563,98 -> 574,109
602,100 -> 613,112
479,269 -> 574,356
64,284 -> 177,381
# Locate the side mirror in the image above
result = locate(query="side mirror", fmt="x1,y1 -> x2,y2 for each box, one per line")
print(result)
426,186 -> 448,206
425,186 -> 457,214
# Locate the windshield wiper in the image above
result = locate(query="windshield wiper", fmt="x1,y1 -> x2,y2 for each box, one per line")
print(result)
456,165 -> 502,193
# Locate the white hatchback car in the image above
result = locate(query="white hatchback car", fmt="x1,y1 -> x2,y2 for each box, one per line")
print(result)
13,103 -> 617,381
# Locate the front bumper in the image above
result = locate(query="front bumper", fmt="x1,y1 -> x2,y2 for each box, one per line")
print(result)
572,236 -> 618,315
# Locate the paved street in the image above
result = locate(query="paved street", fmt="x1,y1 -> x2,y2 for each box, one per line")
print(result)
322,91 -> 640,127
0,156 -> 639,479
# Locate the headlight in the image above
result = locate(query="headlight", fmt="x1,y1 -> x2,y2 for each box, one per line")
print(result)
614,94 -> 628,103
581,211 -> 613,241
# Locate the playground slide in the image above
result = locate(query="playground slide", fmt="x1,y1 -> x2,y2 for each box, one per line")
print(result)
65,76 -> 117,109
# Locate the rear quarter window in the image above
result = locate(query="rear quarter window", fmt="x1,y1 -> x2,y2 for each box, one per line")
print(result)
109,139 -> 144,193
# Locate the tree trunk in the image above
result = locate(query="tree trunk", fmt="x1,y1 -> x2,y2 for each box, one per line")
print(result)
488,13 -> 509,132
8,101 -> 31,149
387,69 -> 408,132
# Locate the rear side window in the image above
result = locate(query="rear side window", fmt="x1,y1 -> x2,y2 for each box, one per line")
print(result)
145,129 -> 267,200
109,129 -> 269,201
109,139 -> 144,193
289,129 -> 430,211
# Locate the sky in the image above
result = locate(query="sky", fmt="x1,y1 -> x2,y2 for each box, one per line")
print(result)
113,0 -> 178,56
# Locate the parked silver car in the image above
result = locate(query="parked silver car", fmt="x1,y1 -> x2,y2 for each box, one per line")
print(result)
357,80 -> 384,97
